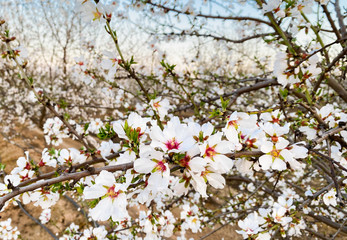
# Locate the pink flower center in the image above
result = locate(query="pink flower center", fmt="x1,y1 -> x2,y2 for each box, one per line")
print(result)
64,156 -> 72,164
20,173 -> 30,181
107,186 -> 120,199
165,138 -> 180,150
25,162 -> 31,170
38,159 -> 45,167
205,146 -> 216,157
156,161 -> 167,172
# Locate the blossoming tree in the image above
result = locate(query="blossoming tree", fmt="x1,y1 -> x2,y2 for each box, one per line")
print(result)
0,0 -> 347,239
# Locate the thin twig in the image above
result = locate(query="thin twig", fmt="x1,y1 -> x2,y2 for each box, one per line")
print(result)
16,200 -> 58,240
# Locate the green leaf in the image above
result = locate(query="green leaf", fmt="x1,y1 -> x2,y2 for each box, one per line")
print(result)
97,122 -> 116,140
84,123 -> 90,132
279,88 -> 288,100
304,88 -> 312,105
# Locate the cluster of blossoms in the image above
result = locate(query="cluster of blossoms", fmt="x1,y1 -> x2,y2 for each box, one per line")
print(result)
1,0 -> 347,239
43,117 -> 70,146
262,0 -> 326,19
299,104 -> 347,140
43,106 -> 310,238
76,0 -> 117,24
237,195 -> 306,239
137,210 -> 176,238
273,51 -> 321,87
0,147 -> 88,210
59,223 -> 108,240
1,103 -> 320,238
39,208 -> 52,224
0,219 -> 20,240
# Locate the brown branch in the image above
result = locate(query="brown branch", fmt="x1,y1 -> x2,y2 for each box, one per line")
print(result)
174,78 -> 278,113
311,125 -> 347,146
146,1 -> 273,26
17,152 -> 120,187
163,31 -> 276,43
335,0 -> 347,39
308,212 -> 347,234
299,176 -> 347,210
304,228 -> 330,240
0,162 -> 134,211
226,78 -> 279,107
312,45 -> 347,99
309,149 -> 347,173
322,5 -> 342,41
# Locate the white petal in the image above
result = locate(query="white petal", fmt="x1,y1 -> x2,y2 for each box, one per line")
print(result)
272,158 -> 287,171
84,185 -> 107,199
95,170 -> 115,186
189,157 -> 207,172
215,154 -> 234,172
261,141 -> 273,153
259,155 -> 272,170
90,197 -> 112,221
134,158 -> 156,173
276,138 -> 289,149
206,173 -> 225,189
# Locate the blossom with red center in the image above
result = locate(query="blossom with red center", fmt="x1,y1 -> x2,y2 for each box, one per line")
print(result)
84,170 -> 129,222
150,117 -> 195,153
236,212 -> 265,238
11,151 -> 36,176
38,159 -> 45,167
153,101 -> 160,109
155,160 -> 167,172
261,122 -> 289,141
271,135 -> 279,142
271,116 -> 280,124
245,137 -> 257,148
223,112 -> 256,151
58,148 -> 87,165
260,110 -> 284,125
134,149 -> 170,193
228,120 -> 238,128
183,147 -> 207,174
165,138 -> 181,150
204,145 -> 216,158
106,185 -> 121,199
149,97 -> 171,120
19,170 -> 33,181
259,138 -> 290,171
199,132 -> 234,173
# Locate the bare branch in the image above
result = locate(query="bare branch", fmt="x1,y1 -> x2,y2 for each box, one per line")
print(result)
145,1 -> 273,27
